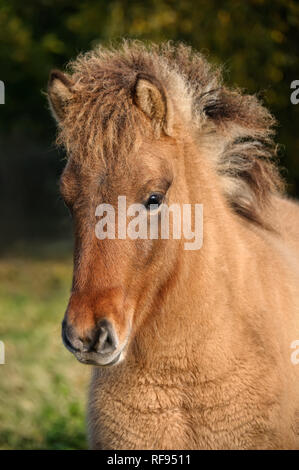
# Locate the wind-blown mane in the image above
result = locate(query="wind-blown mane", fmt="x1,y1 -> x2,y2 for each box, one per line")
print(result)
55,40 -> 284,227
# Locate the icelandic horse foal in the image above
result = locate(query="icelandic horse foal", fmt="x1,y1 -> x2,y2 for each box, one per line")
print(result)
48,42 -> 299,449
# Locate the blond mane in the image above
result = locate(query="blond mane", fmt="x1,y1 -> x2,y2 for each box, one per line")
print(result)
55,40 -> 284,227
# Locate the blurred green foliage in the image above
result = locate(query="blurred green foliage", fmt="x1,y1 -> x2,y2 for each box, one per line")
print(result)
0,0 -> 298,244
0,241 -> 89,449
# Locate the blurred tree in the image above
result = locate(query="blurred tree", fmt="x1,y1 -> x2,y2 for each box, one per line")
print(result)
0,0 -> 298,244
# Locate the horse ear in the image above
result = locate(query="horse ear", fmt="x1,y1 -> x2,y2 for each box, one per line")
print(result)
48,70 -> 73,122
133,73 -> 173,136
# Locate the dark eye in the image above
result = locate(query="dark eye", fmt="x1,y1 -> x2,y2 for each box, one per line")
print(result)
144,192 -> 164,211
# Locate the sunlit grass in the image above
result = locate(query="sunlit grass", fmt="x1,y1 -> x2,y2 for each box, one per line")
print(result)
0,241 -> 90,449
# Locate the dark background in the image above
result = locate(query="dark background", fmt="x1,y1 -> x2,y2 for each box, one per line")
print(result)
0,0 -> 298,246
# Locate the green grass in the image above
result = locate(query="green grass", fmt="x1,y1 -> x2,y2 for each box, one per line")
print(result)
0,241 -> 90,449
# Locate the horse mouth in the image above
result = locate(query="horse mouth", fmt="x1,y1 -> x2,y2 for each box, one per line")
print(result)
74,349 -> 124,367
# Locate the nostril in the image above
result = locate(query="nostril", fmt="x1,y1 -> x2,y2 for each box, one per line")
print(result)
81,339 -> 92,353
93,320 -> 118,355
97,326 -> 109,351
78,333 -> 94,353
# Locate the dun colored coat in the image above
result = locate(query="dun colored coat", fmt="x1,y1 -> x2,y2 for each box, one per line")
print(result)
48,41 -> 299,449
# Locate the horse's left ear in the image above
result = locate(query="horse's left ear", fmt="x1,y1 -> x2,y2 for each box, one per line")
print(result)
133,73 -> 173,136
48,70 -> 74,122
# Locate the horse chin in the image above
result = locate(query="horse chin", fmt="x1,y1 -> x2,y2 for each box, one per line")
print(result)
73,348 -> 125,368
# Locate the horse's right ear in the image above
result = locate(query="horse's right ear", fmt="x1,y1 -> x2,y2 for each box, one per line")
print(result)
48,70 -> 73,122
133,73 -> 173,136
